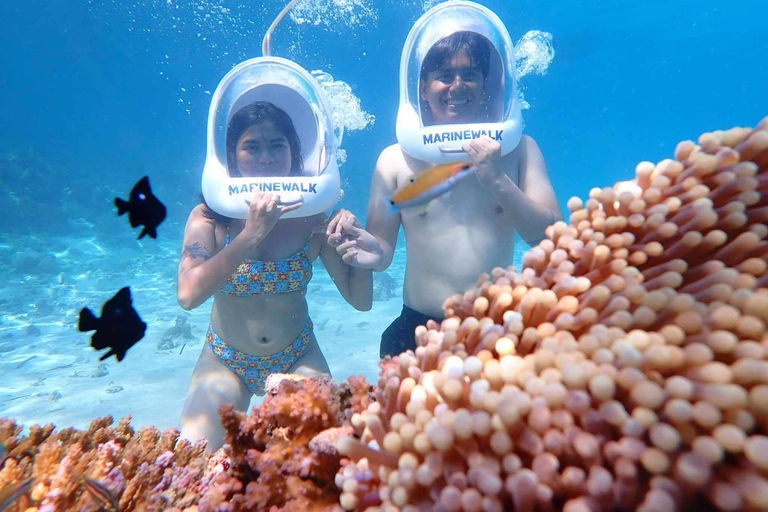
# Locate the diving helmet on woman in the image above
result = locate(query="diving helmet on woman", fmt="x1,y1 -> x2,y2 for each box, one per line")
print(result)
176,0 -> 372,451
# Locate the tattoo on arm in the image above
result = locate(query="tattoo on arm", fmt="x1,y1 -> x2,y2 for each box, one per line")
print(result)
182,243 -> 212,261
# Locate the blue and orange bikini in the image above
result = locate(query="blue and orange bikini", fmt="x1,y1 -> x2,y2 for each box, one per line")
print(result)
207,227 -> 315,395
218,228 -> 313,296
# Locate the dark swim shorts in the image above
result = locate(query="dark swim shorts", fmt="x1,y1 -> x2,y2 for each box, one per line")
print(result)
380,305 -> 444,358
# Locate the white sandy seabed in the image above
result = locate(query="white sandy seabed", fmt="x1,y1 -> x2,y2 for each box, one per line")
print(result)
0,233 -> 526,434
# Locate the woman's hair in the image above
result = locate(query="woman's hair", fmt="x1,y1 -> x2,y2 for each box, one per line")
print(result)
225,101 -> 303,176
419,31 -> 492,83
199,192 -> 232,225
201,101 -> 303,223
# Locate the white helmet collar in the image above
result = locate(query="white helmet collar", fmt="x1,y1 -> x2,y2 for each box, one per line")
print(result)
202,57 -> 340,219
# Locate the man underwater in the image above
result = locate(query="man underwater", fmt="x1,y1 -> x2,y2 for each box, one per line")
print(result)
330,27 -> 562,358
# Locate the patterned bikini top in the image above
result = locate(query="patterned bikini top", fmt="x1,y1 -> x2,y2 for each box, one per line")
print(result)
219,227 -> 313,296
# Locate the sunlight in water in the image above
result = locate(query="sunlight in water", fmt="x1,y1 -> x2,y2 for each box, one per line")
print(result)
515,30 -> 556,110
516,30 -> 556,79
311,70 -> 376,166
289,0 -> 378,29
421,0 -> 445,11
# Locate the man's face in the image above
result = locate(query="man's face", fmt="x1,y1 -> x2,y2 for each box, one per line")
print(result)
420,49 -> 485,125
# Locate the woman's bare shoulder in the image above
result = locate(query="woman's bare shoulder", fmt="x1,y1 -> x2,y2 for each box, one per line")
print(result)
186,203 -> 217,226
182,204 -> 222,245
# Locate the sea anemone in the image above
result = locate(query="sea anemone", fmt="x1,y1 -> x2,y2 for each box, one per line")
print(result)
3,118 -> 768,512
334,117 -> 768,512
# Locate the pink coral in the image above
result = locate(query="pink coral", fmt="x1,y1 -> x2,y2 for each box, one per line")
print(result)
203,375 -> 364,511
0,415 -> 209,511
334,118 -> 768,512
0,374 -> 367,511
3,117 -> 768,512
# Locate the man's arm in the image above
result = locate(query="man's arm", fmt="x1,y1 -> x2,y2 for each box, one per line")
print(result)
364,146 -> 404,272
466,135 -> 562,246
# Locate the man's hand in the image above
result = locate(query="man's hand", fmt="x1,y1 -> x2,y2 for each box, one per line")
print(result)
463,135 -> 504,190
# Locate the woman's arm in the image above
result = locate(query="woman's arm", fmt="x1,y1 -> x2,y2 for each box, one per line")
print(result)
316,231 -> 373,311
176,207 -> 253,311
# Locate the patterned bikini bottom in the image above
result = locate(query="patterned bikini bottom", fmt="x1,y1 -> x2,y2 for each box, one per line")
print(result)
206,321 -> 312,396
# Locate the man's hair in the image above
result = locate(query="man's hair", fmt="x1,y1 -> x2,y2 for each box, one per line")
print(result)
225,101 -> 303,176
419,31 -> 492,83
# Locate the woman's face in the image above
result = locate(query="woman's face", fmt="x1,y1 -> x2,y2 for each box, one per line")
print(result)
421,49 -> 485,125
235,121 -> 292,177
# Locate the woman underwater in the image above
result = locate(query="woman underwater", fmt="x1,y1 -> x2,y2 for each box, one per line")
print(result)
176,101 -> 372,450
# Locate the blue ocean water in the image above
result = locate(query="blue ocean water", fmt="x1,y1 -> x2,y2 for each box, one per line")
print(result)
0,0 -> 766,430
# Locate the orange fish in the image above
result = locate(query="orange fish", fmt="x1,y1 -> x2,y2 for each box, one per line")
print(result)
390,161 -> 475,210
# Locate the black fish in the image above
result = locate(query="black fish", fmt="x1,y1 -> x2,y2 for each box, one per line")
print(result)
78,287 -> 147,362
115,176 -> 167,239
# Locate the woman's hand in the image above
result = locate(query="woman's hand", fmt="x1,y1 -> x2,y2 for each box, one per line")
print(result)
326,209 -> 384,269
326,208 -> 361,245
240,191 -> 302,247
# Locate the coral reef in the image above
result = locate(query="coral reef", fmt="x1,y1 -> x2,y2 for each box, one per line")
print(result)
374,272 -> 399,302
0,151 -> 119,236
201,374 -> 370,512
334,118 -> 768,511
158,315 -> 196,350
0,375 -> 372,511
0,414 -> 212,512
0,150 -> 61,235
3,117 -> 768,512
